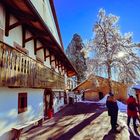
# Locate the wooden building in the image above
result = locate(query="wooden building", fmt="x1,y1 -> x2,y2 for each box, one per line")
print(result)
0,0 -> 76,139
73,75 -> 128,102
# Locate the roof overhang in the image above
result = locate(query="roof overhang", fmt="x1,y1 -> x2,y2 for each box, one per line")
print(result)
1,0 -> 77,77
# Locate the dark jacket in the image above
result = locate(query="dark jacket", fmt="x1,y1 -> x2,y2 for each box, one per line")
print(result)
106,96 -> 118,116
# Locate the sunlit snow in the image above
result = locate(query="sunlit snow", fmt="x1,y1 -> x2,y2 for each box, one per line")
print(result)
79,94 -> 127,112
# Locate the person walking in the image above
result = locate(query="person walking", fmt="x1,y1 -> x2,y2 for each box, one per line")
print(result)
127,95 -> 138,129
106,93 -> 119,132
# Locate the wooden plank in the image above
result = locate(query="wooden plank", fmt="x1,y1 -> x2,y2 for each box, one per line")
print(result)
0,42 -> 65,88
34,39 -> 37,55
0,43 -> 4,84
8,21 -> 21,30
1,46 -> 7,85
5,9 -> 10,36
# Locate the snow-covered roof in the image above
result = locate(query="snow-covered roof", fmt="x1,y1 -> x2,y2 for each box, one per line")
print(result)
132,84 -> 140,90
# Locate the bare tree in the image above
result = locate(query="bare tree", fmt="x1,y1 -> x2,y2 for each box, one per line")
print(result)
86,9 -> 140,92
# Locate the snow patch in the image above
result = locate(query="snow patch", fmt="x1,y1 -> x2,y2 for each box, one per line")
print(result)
117,101 -> 127,112
132,84 -> 140,90
80,94 -> 127,112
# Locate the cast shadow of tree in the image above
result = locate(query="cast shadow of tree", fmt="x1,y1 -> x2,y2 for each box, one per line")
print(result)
62,102 -> 106,116
24,102 -> 105,140
54,109 -> 105,140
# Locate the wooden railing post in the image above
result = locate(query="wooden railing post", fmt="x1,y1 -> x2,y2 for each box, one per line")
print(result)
0,41 -> 65,89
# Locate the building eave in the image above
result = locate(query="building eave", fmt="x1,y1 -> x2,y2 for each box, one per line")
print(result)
0,0 -> 77,76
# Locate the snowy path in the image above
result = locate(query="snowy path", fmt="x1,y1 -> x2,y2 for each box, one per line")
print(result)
21,102 -> 140,140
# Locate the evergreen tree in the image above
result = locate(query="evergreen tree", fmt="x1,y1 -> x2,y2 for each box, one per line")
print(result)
66,34 -> 87,84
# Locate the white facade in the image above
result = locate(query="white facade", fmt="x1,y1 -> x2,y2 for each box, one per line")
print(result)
0,3 -> 62,74
0,1 -> 72,139
0,87 -> 43,139
53,91 -> 65,113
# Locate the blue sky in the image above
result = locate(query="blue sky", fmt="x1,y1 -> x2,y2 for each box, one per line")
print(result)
54,0 -> 140,50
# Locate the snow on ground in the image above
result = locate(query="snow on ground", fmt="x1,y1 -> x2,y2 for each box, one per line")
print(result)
117,100 -> 127,112
97,94 -> 108,104
80,94 -> 127,112
21,102 -> 140,140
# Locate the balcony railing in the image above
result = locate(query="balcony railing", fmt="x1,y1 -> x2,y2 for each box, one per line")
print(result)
0,41 -> 65,89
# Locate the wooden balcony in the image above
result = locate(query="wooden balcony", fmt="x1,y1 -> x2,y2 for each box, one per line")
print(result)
0,41 -> 65,89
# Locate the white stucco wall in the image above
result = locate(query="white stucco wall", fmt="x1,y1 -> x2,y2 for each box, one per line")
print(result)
0,87 -> 44,140
0,4 -> 12,45
36,40 -> 44,62
0,4 -> 4,30
53,91 -> 64,113
25,31 -> 36,60
44,48 -> 51,68
0,3 -> 67,139
25,40 -> 36,60
0,5 -> 37,61
4,15 -> 22,47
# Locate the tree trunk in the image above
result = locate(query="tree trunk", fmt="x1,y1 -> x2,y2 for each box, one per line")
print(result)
107,62 -> 112,93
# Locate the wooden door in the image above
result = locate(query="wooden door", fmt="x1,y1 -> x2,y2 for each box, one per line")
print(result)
44,88 -> 53,118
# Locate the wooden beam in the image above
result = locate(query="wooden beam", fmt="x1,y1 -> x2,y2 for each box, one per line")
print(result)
22,25 -> 26,48
27,27 -> 48,37
5,9 -> 10,36
39,37 -> 54,47
36,46 -> 44,51
61,65 -> 65,70
55,59 -> 57,68
24,36 -> 37,43
45,54 -> 51,58
5,9 -> 22,36
44,48 -> 46,61
9,21 -> 21,30
4,3 -> 37,22
65,69 -> 68,73
55,60 -> 59,67
49,51 -> 56,66
34,39 -> 37,55
22,25 -> 38,48
62,67 -> 65,71
56,61 -> 60,67
49,52 -> 52,65
44,49 -> 51,60
50,55 -> 55,64
60,65 -> 63,71
50,56 -> 55,62
58,61 -> 62,70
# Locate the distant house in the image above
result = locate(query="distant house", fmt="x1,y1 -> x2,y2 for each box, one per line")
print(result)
0,0 -> 76,139
73,74 -> 128,102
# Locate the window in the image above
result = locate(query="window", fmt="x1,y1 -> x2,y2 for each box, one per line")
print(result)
18,93 -> 27,113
